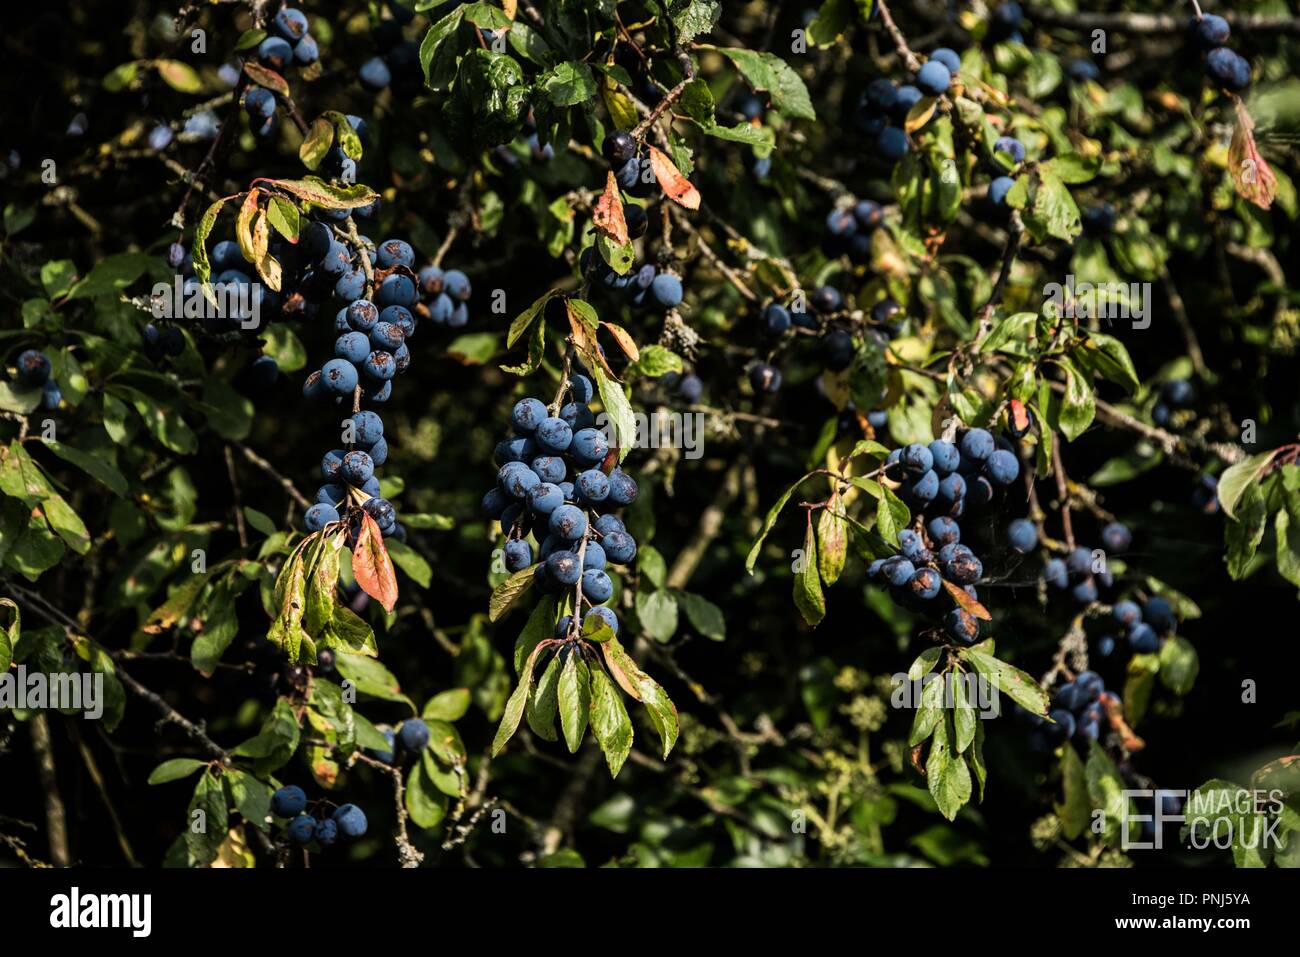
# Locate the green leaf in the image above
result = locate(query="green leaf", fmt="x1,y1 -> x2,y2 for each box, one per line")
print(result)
492,639 -> 554,756
588,667 -> 633,777
422,688 -> 471,721
952,673 -> 977,754
0,598 -> 17,675
501,289 -> 553,348
716,49 -> 816,120
514,594 -> 557,675
270,178 -> 378,211
908,646 -> 941,681
526,655 -> 561,742
558,651 -> 591,753
539,61 -> 596,107
1276,502 -> 1300,591
41,260 -> 79,298
191,196 -> 232,286
265,195 -> 301,241
1158,635 -> 1199,696
224,769 -> 273,830
927,714 -> 972,821
875,484 -> 910,543
909,672 -> 945,746
147,758 -> 208,785
1082,332 -> 1139,395
298,118 -> 334,170
1057,358 -> 1095,441
625,344 -> 683,379
186,770 -> 229,866
593,366 -> 636,464
635,589 -> 679,642
37,440 -> 128,496
806,0 -> 855,46
461,1 -> 512,28
419,5 -> 467,90
600,635 -> 678,759
671,0 -> 722,43
596,233 -> 635,275
488,565 -> 536,622
65,253 -> 153,300
745,474 -> 808,573
793,519 -> 825,626
322,110 -> 363,160
405,761 -> 449,829
191,585 -> 240,676
1056,741 -> 1089,839
1085,740 -> 1136,847
334,652 -> 411,706
817,504 -> 848,585
958,647 -> 1049,715
1042,152 -> 1101,184
676,591 -> 725,641
385,540 -> 432,587
1217,450 -> 1278,520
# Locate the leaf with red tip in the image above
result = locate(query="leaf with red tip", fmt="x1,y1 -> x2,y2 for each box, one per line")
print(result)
593,170 -> 629,245
647,145 -> 700,210
352,512 -> 398,613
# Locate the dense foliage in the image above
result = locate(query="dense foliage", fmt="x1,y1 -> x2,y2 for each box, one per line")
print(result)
1,0 -> 1299,870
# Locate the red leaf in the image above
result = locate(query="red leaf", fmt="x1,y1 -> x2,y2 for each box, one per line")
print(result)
593,171 -> 629,245
600,321 -> 639,362
1009,398 -> 1031,435
942,579 -> 991,621
1229,97 -> 1277,211
352,512 -> 399,613
1099,693 -> 1145,752
647,145 -> 700,210
243,62 -> 290,98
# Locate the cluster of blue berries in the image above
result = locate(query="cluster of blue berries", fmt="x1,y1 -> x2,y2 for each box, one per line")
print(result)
887,427 -> 1022,513
602,130 -> 656,200
1191,13 -> 1251,93
1096,594 -> 1178,659
988,134 -> 1025,209
359,2 -> 423,95
1025,669 -> 1119,747
300,232 -> 472,536
1151,378 -> 1194,428
823,198 -> 883,265
243,8 -> 321,139
151,238 -> 281,392
661,370 -> 703,404
11,349 -> 61,411
867,428 -> 1023,644
856,47 -> 958,162
366,717 -> 430,764
1036,521 -> 1130,606
751,285 -> 856,394
1081,202 -> 1118,237
988,3 -> 1026,45
271,784 -> 368,848
582,249 -> 682,312
482,375 -> 639,640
